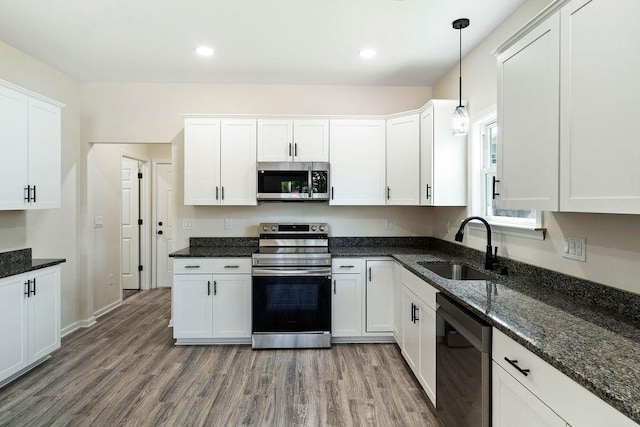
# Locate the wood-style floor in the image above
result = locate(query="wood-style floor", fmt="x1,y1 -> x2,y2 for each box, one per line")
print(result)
0,289 -> 441,427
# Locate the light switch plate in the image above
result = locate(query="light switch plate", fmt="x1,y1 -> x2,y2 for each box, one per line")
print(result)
563,236 -> 586,262
182,218 -> 194,230
385,219 -> 393,230
224,218 -> 233,230
94,216 -> 104,228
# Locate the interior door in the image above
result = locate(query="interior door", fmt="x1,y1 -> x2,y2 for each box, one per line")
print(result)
121,157 -> 141,290
155,162 -> 173,288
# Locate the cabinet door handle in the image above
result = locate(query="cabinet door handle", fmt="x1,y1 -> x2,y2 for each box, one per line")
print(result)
504,357 -> 530,377
24,280 -> 30,297
331,186 -> 334,200
24,186 -> 31,203
221,186 -> 224,201
492,176 -> 500,200
289,143 -> 292,157
224,265 -> 239,269
368,267 -> 372,282
294,143 -> 298,157
413,305 -> 419,323
216,186 -> 219,200
32,277 -> 36,296
426,184 -> 431,200
32,185 -> 36,203
333,279 -> 337,295
410,303 -> 415,322
207,280 -> 211,296
387,186 -> 391,200
213,281 -> 217,295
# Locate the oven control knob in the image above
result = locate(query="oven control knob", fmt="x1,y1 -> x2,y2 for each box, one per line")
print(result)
262,225 -> 269,232
271,225 -> 278,231
319,225 -> 327,232
311,225 -> 317,231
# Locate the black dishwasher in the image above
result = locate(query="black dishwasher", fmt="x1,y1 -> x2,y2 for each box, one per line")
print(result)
436,293 -> 492,427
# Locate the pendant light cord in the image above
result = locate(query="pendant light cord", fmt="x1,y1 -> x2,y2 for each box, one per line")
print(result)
458,26 -> 462,108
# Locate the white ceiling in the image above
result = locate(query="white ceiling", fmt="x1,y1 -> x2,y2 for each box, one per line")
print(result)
0,0 -> 525,86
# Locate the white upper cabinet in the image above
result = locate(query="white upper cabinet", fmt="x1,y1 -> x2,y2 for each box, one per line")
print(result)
0,80 -> 63,210
257,119 -> 328,162
184,118 -> 256,206
497,13 -> 560,211
386,114 -> 420,205
329,119 -> 386,205
496,0 -> 640,214
420,100 -> 467,206
559,0 -> 640,213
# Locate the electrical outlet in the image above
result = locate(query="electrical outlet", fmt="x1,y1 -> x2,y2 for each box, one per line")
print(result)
108,274 -> 114,285
385,219 -> 393,230
94,216 -> 104,228
183,218 -> 194,230
562,236 -> 586,262
224,218 -> 233,230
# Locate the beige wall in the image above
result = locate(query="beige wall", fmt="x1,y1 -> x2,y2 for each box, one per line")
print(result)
432,0 -> 640,295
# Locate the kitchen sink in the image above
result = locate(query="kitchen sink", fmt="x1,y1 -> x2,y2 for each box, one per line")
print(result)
418,262 -> 494,281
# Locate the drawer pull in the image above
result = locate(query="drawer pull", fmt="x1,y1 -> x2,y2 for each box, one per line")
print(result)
185,265 -> 201,269
504,357 -> 530,377
224,265 -> 239,269
339,265 -> 355,268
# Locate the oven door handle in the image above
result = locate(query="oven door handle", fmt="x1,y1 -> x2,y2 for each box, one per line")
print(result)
252,268 -> 332,277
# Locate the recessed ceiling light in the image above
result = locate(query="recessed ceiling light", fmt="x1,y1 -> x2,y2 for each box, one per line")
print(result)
195,46 -> 214,57
358,48 -> 377,59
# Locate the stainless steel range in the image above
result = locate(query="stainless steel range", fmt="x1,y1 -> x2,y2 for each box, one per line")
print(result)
251,222 -> 332,349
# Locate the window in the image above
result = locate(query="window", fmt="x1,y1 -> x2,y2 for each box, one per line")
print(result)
471,110 -> 543,238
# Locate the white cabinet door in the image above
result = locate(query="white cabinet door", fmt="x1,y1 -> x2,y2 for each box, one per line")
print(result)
212,274 -> 251,338
560,0 -> 640,213
418,302 -> 436,405
364,260 -> 393,333
421,100 -> 467,206
392,263 -> 403,343
0,275 -> 29,383
329,120 -> 386,205
331,273 -> 362,337
257,119 -> 293,162
173,275 -> 214,339
386,114 -> 420,205
0,85 -> 28,210
27,98 -> 61,209
493,362 -> 566,427
401,287 -> 419,374
184,118 -> 221,205
28,268 -> 60,361
497,14 -> 560,211
293,119 -> 329,162
220,119 -> 257,206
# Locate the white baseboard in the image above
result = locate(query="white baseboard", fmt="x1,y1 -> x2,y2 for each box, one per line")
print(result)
61,317 -> 97,338
94,299 -> 122,319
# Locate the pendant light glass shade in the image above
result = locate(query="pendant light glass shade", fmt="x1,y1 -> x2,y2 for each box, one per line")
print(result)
452,18 -> 470,136
452,105 -> 469,135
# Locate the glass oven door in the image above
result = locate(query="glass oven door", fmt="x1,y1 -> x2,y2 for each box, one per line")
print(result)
252,272 -> 331,333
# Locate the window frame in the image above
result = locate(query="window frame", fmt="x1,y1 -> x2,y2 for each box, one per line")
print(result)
469,108 -> 545,240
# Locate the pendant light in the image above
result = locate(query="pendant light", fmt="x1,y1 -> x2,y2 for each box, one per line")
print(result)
452,18 -> 470,135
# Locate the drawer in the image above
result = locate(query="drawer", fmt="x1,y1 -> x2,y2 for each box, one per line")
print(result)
174,258 -> 251,274
331,258 -> 362,274
400,266 -> 437,309
493,328 -> 635,427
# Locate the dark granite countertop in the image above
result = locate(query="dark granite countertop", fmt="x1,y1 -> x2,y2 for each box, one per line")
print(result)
0,248 -> 66,279
168,237 -> 639,422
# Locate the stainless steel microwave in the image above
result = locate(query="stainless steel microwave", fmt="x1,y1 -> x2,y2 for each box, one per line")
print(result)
257,162 -> 329,201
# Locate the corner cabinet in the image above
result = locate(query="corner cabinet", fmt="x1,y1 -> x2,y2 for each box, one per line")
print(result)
172,258 -> 252,344
183,118 -> 257,206
386,114 -> 420,205
496,0 -> 640,214
329,120 -> 386,205
257,119 -> 329,162
420,100 -> 467,206
0,80 -> 63,210
0,266 -> 61,386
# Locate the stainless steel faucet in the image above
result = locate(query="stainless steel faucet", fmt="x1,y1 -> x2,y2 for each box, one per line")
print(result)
454,216 -> 498,271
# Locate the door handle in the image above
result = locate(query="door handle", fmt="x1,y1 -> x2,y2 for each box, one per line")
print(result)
294,143 -> 298,157
331,186 -> 334,200
333,279 -> 336,295
213,281 -> 217,295
32,185 -> 36,203
492,176 -> 500,200
426,184 -> 431,200
368,267 -> 372,282
24,186 -> 31,203
289,143 -> 292,157
221,186 -> 224,201
24,280 -> 30,297
157,230 -> 163,235
387,186 -> 390,200
32,278 -> 37,296
504,357 -> 530,376
216,186 -> 219,200
207,280 -> 211,296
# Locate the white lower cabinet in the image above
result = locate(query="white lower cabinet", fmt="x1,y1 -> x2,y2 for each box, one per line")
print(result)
331,273 -> 362,338
365,260 -> 394,333
0,266 -> 61,386
398,266 -> 437,405
172,259 -> 251,344
493,328 -> 636,427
